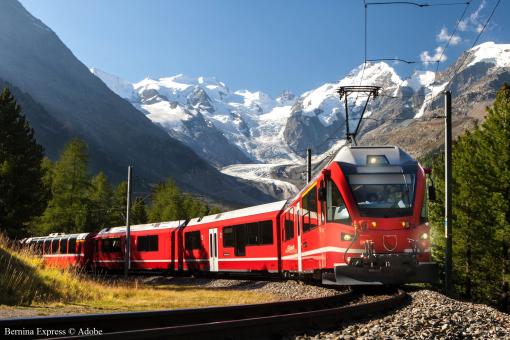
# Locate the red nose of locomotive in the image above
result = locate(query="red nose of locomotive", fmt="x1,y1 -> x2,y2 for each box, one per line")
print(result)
332,219 -> 436,285
352,219 -> 431,260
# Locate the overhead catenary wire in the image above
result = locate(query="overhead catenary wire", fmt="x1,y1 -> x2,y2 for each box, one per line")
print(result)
366,1 -> 470,7
444,0 -> 502,87
433,1 -> 471,80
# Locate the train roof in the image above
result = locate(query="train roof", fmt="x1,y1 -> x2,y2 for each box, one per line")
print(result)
187,200 -> 287,226
284,145 -> 417,208
25,232 -> 90,242
333,145 -> 416,166
97,220 -> 186,236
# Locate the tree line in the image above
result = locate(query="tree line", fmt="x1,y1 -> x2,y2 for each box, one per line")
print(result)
0,88 -> 219,238
426,84 -> 509,311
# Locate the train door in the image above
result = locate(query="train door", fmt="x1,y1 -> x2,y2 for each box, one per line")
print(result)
209,228 -> 219,272
296,203 -> 302,272
281,208 -> 298,271
300,184 -> 320,271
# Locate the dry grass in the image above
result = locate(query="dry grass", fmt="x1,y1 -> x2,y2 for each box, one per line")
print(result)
0,234 -> 276,312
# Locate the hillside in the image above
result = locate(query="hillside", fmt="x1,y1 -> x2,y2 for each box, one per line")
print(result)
0,0 -> 271,206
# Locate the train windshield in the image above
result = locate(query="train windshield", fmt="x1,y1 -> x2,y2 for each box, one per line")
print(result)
348,173 -> 416,217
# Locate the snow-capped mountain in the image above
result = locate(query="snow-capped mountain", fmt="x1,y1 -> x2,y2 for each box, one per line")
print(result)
91,69 -> 301,167
91,41 -> 510,198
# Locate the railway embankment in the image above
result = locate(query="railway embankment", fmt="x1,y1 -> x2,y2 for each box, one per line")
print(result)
295,290 -> 510,339
0,237 -> 277,318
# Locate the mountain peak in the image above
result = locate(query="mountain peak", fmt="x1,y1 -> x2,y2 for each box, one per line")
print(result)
467,41 -> 510,69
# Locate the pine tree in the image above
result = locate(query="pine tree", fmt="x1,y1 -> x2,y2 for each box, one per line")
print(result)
148,179 -> 185,221
110,181 -> 128,227
40,139 -> 91,233
131,197 -> 148,225
0,88 -> 47,238
476,83 -> 510,306
88,171 -> 114,229
429,84 -> 510,309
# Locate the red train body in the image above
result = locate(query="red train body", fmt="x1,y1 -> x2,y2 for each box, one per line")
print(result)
23,232 -> 94,269
23,146 -> 437,285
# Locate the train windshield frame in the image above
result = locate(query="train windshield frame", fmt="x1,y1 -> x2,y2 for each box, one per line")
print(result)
348,173 -> 416,218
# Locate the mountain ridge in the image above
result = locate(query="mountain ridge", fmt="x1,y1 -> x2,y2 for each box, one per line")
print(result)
92,42 -> 510,199
0,0 -> 272,206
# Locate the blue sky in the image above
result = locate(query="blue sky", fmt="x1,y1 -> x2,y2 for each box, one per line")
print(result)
19,0 -> 509,96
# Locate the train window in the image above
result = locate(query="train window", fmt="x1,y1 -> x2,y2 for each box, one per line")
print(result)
102,238 -> 121,253
51,239 -> 60,254
326,179 -> 351,224
36,240 -> 44,254
302,185 -> 318,232
284,213 -> 294,241
234,225 -> 246,256
259,221 -> 273,245
138,235 -> 159,252
185,231 -> 201,250
348,173 -> 416,217
246,223 -> 259,245
60,239 -> 68,254
223,227 -> 234,247
43,239 -> 50,254
68,238 -> 77,254
420,188 -> 428,223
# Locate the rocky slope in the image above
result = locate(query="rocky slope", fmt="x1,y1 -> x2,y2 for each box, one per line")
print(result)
0,0 -> 271,206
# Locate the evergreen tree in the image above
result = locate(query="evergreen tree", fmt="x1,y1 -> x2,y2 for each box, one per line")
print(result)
429,84 -> 510,309
110,181 -> 128,227
131,197 -> 148,225
88,171 -> 114,229
148,179 -> 185,221
476,83 -> 510,306
40,139 -> 91,233
0,88 -> 47,238
147,178 -> 218,222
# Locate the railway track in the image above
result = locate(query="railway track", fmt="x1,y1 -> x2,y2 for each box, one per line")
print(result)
1,289 -> 407,339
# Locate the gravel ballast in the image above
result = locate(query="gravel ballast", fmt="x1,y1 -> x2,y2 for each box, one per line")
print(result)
294,289 -> 510,339
141,276 -> 343,300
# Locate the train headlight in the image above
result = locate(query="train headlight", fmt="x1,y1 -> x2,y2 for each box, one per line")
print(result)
370,221 -> 377,228
420,233 -> 428,240
341,233 -> 354,241
401,221 -> 410,228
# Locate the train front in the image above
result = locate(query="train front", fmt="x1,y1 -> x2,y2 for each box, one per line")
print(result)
327,146 -> 437,285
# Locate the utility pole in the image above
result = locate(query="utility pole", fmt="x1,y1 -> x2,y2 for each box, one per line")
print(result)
306,148 -> 312,183
444,91 -> 453,295
124,166 -> 133,278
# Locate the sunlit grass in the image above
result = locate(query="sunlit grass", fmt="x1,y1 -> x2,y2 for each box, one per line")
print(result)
0,233 -> 276,312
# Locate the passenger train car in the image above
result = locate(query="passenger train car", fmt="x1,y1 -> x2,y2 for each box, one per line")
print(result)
22,232 -> 94,269
22,146 -> 437,285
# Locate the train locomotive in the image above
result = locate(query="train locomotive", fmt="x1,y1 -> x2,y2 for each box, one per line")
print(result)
22,145 -> 437,285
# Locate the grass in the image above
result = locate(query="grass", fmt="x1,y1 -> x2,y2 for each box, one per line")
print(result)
0,234 -> 276,313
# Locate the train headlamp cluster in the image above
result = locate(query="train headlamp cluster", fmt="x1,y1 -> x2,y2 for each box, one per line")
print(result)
367,155 -> 389,166
401,221 -> 410,228
420,233 -> 429,240
341,233 -> 354,241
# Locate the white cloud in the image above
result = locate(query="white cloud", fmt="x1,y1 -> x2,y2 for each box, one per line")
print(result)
458,20 -> 468,31
437,27 -> 461,45
420,46 -> 447,65
459,0 -> 486,32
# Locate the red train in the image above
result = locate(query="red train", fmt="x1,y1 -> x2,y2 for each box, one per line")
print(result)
22,145 -> 437,285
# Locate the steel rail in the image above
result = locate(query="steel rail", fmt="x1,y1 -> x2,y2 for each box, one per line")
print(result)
61,290 -> 407,339
0,290 -> 357,339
